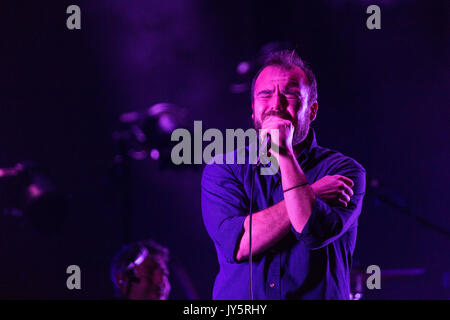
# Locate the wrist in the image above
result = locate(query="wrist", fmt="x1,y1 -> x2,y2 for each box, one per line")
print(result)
278,148 -> 296,162
277,150 -> 297,173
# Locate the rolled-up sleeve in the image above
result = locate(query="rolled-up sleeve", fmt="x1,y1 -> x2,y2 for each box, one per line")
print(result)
201,163 -> 248,263
292,159 -> 366,250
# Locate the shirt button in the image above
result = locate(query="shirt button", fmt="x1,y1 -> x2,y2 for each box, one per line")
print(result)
269,282 -> 275,288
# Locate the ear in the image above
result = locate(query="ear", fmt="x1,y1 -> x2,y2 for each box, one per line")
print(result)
115,273 -> 129,296
309,101 -> 318,122
115,274 -> 125,288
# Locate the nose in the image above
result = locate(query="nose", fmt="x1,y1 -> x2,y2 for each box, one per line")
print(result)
270,88 -> 287,110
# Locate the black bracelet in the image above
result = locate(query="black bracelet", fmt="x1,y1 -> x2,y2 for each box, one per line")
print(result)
283,182 -> 309,193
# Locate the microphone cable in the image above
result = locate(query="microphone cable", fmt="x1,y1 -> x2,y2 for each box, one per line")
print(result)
248,133 -> 270,300
248,162 -> 256,300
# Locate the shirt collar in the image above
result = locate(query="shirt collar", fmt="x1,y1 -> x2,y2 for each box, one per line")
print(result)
296,127 -> 318,165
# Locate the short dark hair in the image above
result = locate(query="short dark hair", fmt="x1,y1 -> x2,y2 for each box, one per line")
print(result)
110,239 -> 169,290
251,50 -> 318,105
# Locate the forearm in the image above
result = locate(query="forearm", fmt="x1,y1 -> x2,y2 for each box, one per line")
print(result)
236,200 -> 290,261
235,156 -> 320,261
279,152 -> 316,233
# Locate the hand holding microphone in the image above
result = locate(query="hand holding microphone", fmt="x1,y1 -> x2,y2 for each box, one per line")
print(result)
260,111 -> 295,157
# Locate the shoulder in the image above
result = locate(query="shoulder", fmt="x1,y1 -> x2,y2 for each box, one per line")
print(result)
201,148 -> 248,187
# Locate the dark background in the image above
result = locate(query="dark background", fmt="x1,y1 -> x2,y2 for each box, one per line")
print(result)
1,0 -> 449,299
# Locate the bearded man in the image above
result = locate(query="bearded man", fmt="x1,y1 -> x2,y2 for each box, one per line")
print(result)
202,50 -> 366,300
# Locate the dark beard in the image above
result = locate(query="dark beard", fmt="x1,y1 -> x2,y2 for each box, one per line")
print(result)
292,121 -> 310,146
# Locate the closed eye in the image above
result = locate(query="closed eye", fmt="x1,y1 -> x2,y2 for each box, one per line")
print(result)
256,90 -> 301,100
257,90 -> 273,99
257,90 -> 272,95
283,91 -> 300,98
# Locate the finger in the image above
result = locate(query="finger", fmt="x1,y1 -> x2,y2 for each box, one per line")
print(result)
264,112 -> 293,122
337,198 -> 348,207
259,128 -> 270,142
342,184 -> 354,197
336,175 -> 354,188
339,192 -> 351,203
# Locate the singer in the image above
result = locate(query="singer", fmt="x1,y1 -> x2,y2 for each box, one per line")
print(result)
201,50 -> 366,299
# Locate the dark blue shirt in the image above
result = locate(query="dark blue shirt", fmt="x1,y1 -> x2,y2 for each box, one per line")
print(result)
201,128 -> 366,300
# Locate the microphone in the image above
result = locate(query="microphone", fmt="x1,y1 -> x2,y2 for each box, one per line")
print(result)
257,133 -> 271,167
